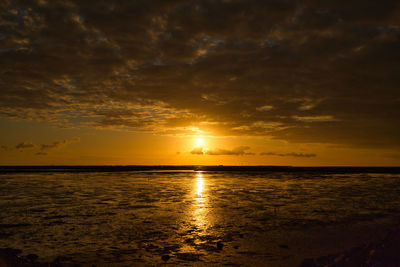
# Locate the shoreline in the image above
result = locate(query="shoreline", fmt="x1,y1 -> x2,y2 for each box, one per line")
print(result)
1,165 -> 400,174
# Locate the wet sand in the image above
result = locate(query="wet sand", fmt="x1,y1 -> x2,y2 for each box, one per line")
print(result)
1,219 -> 400,266
300,222 -> 400,266
1,170 -> 400,266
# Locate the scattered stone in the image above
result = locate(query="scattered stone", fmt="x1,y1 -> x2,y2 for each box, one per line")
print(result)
161,254 -> 170,263
300,224 -> 400,266
299,257 -> 316,267
184,237 -> 195,245
197,243 -> 219,252
0,248 -> 34,266
0,232 -> 12,238
54,255 -> 73,263
163,244 -> 180,253
2,248 -> 22,255
217,241 -> 224,250
27,253 -> 38,262
279,244 -> 289,249
176,252 -> 202,261
144,243 -> 160,252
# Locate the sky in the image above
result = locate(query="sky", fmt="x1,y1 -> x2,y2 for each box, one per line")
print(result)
1,0 -> 399,166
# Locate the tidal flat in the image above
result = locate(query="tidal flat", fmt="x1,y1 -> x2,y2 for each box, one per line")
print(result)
1,170 -> 400,266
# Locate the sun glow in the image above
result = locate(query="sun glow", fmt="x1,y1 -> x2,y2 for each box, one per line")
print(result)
196,138 -> 204,147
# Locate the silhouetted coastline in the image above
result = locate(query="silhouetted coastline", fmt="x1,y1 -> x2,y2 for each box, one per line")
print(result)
0,165 -> 399,174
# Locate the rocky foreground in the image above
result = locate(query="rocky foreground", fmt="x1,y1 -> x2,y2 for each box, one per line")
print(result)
300,224 -> 400,266
2,225 -> 400,266
0,248 -> 79,267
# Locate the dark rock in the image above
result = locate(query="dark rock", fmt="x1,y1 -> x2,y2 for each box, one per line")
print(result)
0,223 -> 31,228
143,243 -> 161,252
0,248 -> 25,266
279,244 -> 289,249
161,254 -> 170,262
1,248 -> 22,256
176,252 -> 201,261
197,243 -> 219,252
54,255 -> 73,263
299,258 -> 317,267
216,241 -> 224,250
0,232 -> 13,238
300,224 -> 400,266
27,253 -> 38,262
184,237 -> 195,245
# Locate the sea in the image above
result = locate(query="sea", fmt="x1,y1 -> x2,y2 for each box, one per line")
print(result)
1,166 -> 400,266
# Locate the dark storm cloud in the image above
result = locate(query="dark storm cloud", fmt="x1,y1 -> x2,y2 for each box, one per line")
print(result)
260,152 -> 316,158
1,0 -> 400,148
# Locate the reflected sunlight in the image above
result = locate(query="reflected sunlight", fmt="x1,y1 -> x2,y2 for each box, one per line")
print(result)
192,171 -> 208,231
196,172 -> 204,196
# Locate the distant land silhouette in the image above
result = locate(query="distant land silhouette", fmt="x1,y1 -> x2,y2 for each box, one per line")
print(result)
0,165 -> 399,174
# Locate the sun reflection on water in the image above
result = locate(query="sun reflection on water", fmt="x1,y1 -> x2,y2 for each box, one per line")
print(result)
196,172 -> 204,197
193,171 -> 207,229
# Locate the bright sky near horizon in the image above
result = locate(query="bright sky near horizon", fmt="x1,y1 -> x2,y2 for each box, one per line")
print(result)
1,0 -> 400,166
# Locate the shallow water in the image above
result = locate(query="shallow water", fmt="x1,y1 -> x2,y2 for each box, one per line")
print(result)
1,171 -> 400,266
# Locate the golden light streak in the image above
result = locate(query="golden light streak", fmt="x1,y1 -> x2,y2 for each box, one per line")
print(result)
196,172 -> 204,196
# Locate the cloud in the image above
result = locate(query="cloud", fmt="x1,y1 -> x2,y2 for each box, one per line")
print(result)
40,137 -> 80,152
3,138 -> 80,154
0,0 -> 399,150
191,147 -> 204,155
15,141 -> 35,151
36,137 -> 80,155
191,146 -> 254,156
206,146 -> 255,156
292,116 -> 336,122
260,152 -> 317,158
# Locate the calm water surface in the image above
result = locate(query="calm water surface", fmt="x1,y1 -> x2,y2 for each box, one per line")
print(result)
1,171 -> 400,266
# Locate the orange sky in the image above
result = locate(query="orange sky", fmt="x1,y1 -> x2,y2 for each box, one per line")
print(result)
0,117 -> 398,166
1,1 -> 399,166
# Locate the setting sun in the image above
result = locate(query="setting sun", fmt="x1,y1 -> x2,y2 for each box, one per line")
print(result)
196,138 -> 204,147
